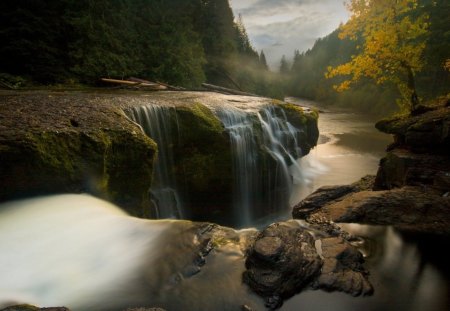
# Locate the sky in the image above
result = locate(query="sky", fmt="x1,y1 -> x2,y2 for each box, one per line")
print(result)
230,0 -> 350,70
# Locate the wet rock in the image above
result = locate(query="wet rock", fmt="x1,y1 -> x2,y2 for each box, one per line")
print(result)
243,221 -> 323,304
313,237 -> 373,296
243,221 -> 374,308
292,185 -> 354,219
293,175 -> 376,219
0,92 -> 157,217
308,187 -> 450,236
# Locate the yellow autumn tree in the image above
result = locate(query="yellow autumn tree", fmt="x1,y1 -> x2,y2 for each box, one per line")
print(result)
326,0 -> 429,112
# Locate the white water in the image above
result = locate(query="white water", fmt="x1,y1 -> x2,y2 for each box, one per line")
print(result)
127,105 -> 183,219
129,103 -> 307,227
217,105 -> 305,227
0,194 -> 265,311
0,195 -> 170,310
216,108 -> 258,225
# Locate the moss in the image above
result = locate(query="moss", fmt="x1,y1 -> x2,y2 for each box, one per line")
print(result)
168,102 -> 233,220
0,305 -> 41,311
268,101 -> 319,154
1,126 -> 157,217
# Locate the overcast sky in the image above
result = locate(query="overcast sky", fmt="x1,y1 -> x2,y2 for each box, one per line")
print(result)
230,0 -> 349,70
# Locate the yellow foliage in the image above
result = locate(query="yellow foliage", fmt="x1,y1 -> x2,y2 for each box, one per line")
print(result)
445,59 -> 450,72
326,0 -> 429,110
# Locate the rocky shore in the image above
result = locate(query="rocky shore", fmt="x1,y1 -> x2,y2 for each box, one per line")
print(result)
293,99 -> 450,236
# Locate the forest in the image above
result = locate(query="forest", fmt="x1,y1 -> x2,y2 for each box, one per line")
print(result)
0,0 -> 281,98
0,0 -> 448,116
285,0 -> 449,116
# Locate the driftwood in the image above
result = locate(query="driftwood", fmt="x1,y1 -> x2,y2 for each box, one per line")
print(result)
0,80 -> 15,90
156,80 -> 186,91
100,78 -> 167,90
201,83 -> 260,97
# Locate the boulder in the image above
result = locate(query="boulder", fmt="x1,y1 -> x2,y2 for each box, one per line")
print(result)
243,221 -> 322,307
243,220 -> 373,309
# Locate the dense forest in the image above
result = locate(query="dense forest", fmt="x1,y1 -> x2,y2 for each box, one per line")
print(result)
1,0 -> 448,115
0,0 -> 282,98
285,0 -> 449,116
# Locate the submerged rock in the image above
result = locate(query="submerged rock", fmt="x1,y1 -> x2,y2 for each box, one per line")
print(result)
243,220 -> 372,309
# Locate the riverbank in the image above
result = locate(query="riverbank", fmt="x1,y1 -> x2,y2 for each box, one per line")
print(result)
293,97 -> 450,236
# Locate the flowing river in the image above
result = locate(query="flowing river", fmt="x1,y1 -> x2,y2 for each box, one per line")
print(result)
0,97 -> 448,310
283,98 -> 449,311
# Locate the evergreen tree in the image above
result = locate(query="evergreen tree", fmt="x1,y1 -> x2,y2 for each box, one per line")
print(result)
279,55 -> 289,74
259,50 -> 269,70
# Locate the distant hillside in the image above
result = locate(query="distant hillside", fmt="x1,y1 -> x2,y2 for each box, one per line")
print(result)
286,0 -> 449,116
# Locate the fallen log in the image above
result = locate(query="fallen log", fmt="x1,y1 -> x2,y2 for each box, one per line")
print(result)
100,78 -> 167,90
0,80 -> 15,90
201,83 -> 260,97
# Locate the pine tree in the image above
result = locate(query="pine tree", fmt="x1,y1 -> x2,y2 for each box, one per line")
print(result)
279,55 -> 289,74
259,50 -> 268,70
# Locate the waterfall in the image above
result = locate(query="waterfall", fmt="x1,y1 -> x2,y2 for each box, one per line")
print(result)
127,103 -> 305,226
127,105 -> 183,219
217,105 -> 304,226
216,109 -> 259,226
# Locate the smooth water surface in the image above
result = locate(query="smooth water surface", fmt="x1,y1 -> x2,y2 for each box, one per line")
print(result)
282,225 -> 450,311
288,97 -> 393,206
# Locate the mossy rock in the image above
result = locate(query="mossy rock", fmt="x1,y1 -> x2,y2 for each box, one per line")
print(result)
0,92 -> 157,216
173,103 -> 233,222
273,100 -> 319,155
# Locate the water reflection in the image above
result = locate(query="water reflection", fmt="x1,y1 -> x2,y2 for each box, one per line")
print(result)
287,97 -> 392,208
282,224 -> 450,311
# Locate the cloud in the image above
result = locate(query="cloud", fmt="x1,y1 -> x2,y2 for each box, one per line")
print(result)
231,0 -> 349,69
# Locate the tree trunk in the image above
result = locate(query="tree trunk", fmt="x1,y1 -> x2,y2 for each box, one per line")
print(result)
406,65 -> 420,113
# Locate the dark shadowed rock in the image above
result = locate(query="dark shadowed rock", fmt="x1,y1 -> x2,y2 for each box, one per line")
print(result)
243,220 -> 373,309
308,187 -> 450,235
375,105 -> 450,152
313,237 -> 373,296
243,221 -> 322,306
374,148 -> 450,191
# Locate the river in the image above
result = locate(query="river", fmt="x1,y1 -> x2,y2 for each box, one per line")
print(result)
0,98 -> 448,311
288,97 -> 392,206
283,98 -> 450,311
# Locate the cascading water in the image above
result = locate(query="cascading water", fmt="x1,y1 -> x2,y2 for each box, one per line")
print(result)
127,105 -> 183,219
217,105 -> 304,226
216,109 -> 259,226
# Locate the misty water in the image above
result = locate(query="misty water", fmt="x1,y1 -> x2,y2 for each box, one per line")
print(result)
0,98 -> 448,311
283,98 -> 450,311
